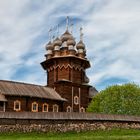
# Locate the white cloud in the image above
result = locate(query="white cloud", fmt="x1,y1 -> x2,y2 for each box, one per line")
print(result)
83,0 -> 140,89
0,0 -> 140,90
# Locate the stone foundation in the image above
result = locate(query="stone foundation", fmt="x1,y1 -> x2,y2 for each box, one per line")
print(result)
0,121 -> 140,133
0,112 -> 140,133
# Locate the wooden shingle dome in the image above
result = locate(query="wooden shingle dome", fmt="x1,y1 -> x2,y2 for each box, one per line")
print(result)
53,37 -> 62,46
67,37 -> 76,46
61,30 -> 73,42
76,40 -> 85,50
45,41 -> 53,50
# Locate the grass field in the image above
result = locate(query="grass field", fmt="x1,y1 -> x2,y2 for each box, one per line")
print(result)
0,129 -> 140,140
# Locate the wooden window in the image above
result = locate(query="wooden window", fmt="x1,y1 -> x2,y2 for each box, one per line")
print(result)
53,104 -> 59,112
42,103 -> 48,112
66,106 -> 72,112
31,102 -> 38,112
74,96 -> 79,105
80,107 -> 85,113
14,100 -> 21,111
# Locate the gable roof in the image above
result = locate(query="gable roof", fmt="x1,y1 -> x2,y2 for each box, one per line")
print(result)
0,80 -> 66,101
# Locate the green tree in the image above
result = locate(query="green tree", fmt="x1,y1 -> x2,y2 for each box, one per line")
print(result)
87,83 -> 140,115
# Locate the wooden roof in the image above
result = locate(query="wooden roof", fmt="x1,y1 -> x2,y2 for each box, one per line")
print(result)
41,55 -> 90,70
89,87 -> 98,98
0,80 -> 66,101
0,93 -> 7,101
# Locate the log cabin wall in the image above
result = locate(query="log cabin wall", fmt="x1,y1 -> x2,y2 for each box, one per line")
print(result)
47,58 -> 85,86
72,69 -> 82,84
80,86 -> 90,109
5,96 -> 63,112
58,67 -> 70,81
54,82 -> 90,112
48,69 -> 54,86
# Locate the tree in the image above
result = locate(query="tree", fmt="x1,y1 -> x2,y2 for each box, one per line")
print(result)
87,83 -> 140,115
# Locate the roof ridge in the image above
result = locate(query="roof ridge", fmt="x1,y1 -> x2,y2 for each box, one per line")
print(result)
0,80 -> 45,87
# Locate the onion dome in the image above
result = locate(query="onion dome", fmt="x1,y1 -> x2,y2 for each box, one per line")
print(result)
61,30 -> 73,42
45,41 -> 53,50
76,40 -> 85,50
67,37 -> 76,46
53,37 -> 62,46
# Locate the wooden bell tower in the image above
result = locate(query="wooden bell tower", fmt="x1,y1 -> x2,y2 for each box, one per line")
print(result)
41,17 -> 97,112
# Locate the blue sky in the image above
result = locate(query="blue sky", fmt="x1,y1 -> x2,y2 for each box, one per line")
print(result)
0,0 -> 140,91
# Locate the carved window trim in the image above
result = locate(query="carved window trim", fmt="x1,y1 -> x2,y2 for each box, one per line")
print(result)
66,106 -> 72,112
74,96 -> 79,105
53,104 -> 59,112
14,100 -> 21,111
31,102 -> 38,112
80,107 -> 85,113
42,103 -> 49,112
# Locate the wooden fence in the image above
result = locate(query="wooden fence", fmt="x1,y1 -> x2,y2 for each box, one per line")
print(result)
0,112 -> 140,122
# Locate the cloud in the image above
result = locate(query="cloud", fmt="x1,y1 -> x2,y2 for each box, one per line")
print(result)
0,0 -> 140,90
80,0 -> 140,90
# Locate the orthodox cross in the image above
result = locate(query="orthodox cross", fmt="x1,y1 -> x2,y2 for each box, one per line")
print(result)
70,23 -> 73,34
52,35 -> 55,41
57,24 -> 59,37
48,28 -> 52,41
66,16 -> 69,31
80,27 -> 83,41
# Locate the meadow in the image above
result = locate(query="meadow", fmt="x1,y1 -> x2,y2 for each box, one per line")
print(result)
0,129 -> 140,140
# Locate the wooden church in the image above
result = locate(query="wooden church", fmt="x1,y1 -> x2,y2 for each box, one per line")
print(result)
0,18 -> 98,113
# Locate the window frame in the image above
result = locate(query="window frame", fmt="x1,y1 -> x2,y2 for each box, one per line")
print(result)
74,96 -> 79,105
14,100 -> 21,112
31,102 -> 38,112
66,106 -> 72,112
53,104 -> 59,112
80,107 -> 85,113
42,103 -> 49,112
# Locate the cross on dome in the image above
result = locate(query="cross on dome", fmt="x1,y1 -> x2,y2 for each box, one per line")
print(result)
66,16 -> 69,31
70,23 -> 73,34
80,27 -> 83,41
57,24 -> 59,37
48,28 -> 52,41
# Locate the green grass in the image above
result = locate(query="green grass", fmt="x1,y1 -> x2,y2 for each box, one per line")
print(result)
0,129 -> 140,140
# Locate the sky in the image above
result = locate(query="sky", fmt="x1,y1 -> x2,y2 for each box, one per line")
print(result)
0,0 -> 140,91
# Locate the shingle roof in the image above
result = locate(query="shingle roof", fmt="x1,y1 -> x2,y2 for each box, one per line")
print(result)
0,93 -> 7,101
89,87 -> 98,98
0,80 -> 66,101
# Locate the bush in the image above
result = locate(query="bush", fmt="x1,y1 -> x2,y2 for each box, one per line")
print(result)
87,83 -> 140,115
